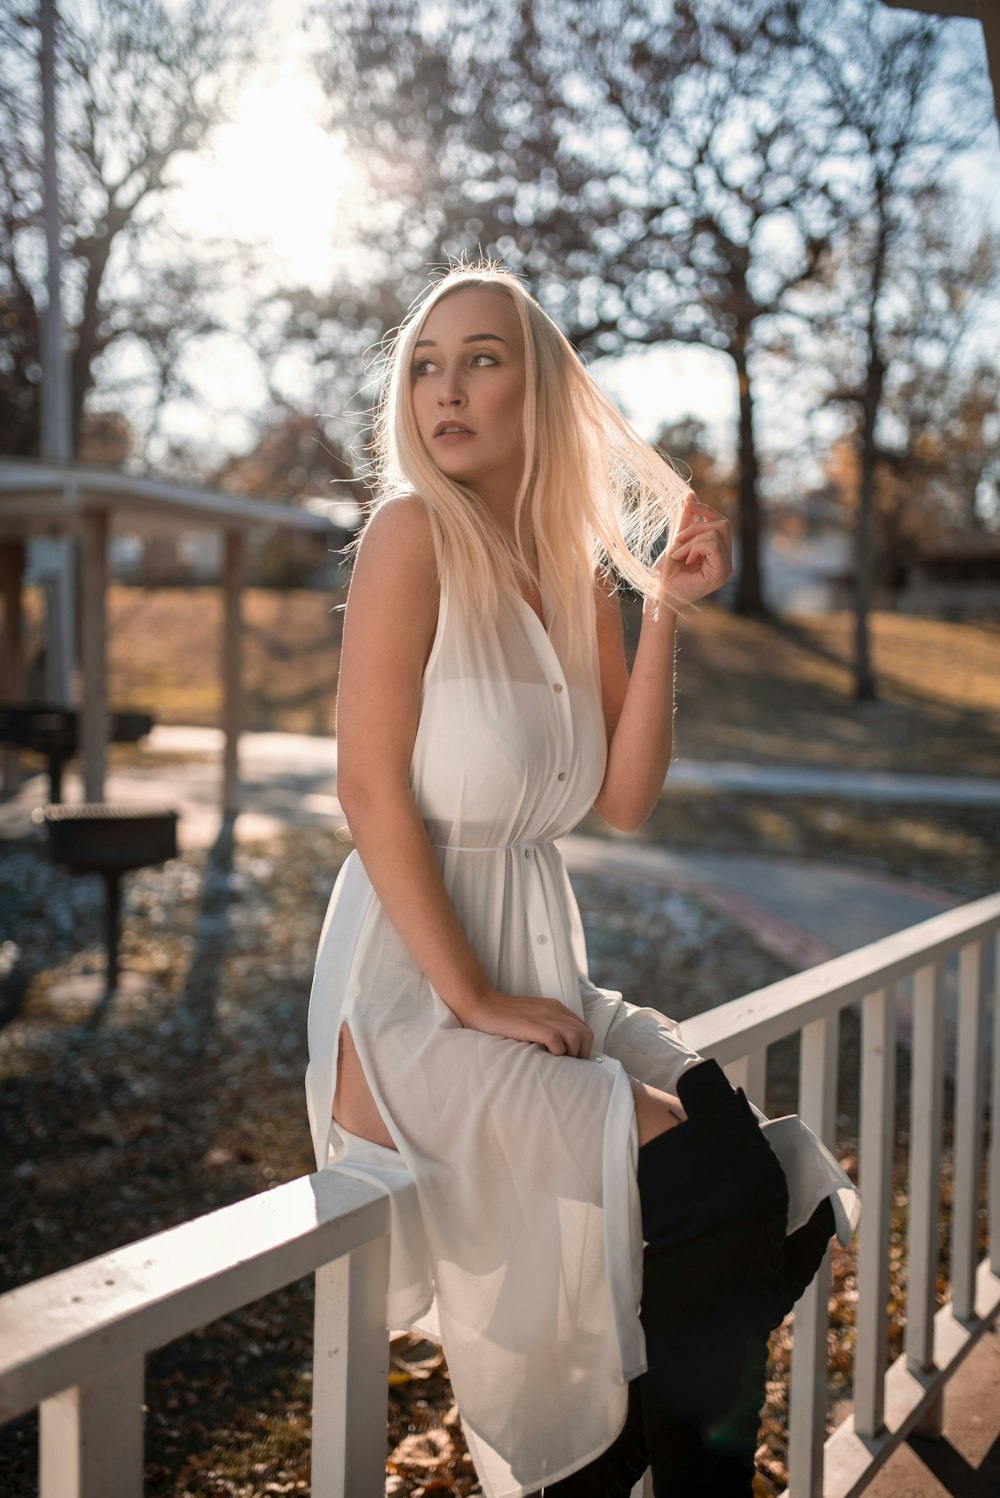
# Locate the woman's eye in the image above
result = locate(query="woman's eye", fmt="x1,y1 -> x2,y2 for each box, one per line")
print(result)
471,352 -> 497,367
413,359 -> 434,376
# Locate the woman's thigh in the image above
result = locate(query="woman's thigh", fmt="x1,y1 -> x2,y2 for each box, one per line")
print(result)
332,1022 -> 399,1150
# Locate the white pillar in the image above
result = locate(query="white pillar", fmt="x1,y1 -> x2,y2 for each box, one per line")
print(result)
79,508 -> 108,803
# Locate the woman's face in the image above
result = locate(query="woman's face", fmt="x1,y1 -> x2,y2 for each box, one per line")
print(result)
410,287 -> 527,506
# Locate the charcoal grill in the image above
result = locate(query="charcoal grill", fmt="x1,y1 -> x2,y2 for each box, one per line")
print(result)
0,703 -> 154,802
32,803 -> 179,999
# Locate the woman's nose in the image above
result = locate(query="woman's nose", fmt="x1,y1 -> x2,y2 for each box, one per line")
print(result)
437,366 -> 466,405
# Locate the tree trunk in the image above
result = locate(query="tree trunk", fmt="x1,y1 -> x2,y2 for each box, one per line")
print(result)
854,338 -> 883,700
732,341 -> 768,616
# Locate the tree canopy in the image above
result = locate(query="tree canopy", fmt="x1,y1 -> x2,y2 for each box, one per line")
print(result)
0,0 -> 265,457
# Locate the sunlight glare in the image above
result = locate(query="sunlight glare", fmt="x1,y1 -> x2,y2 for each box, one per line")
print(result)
165,50 -> 362,292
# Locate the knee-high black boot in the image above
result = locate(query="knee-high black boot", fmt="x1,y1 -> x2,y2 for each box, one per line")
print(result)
540,1063 -> 837,1497
634,1058 -> 791,1497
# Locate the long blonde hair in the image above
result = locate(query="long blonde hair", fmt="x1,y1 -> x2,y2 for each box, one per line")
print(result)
361,260 -> 692,651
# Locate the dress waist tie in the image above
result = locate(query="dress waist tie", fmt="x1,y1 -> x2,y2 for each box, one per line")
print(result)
429,838 -> 554,853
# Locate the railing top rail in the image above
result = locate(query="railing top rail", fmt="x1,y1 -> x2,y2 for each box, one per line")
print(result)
0,1169 -> 388,1424
683,889 -> 1000,1064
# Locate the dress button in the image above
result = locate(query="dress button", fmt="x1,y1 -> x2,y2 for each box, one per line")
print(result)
553,682 -> 563,693
557,771 -> 566,781
524,848 -> 533,858
537,934 -> 548,945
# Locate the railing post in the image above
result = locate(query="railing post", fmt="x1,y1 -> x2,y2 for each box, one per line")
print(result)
312,1236 -> 391,1498
38,1356 -> 144,1498
854,985 -> 897,1438
723,1047 -> 767,1111
788,1010 -> 838,1498
906,960 -> 947,1438
953,940 -> 988,1321
906,961 -> 946,1378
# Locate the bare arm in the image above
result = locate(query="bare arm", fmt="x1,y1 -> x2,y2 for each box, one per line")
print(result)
336,497 -> 593,1057
591,575 -> 678,833
592,493 -> 732,832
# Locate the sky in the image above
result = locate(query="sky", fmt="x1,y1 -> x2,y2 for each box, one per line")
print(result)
122,0 -> 998,489
149,0 -> 741,466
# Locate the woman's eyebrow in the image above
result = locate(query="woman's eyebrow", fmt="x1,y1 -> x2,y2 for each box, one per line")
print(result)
414,332 -> 508,348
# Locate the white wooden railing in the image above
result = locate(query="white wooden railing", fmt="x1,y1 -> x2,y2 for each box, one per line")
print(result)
1,891 -> 998,1498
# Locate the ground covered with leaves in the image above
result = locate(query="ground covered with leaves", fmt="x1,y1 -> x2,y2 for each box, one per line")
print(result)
2,794 -> 991,1497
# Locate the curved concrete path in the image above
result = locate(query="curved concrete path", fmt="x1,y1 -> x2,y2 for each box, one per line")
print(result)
0,726 -> 971,965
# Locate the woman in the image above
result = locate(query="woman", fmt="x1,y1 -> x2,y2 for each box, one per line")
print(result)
304,261 -> 860,1498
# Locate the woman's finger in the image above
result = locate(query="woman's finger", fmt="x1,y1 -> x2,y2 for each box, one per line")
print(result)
671,518 -> 727,545
670,540 -> 715,564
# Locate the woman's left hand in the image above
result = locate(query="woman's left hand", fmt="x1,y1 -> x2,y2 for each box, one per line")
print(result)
656,492 -> 733,608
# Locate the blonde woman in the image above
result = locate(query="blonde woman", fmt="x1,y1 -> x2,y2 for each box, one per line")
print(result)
304,263 -> 859,1498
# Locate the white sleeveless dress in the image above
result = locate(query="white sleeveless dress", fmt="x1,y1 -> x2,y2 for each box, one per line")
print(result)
304,556 -> 861,1498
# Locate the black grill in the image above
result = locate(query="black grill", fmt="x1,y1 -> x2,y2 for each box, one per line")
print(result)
0,703 -> 154,802
33,804 -> 179,1009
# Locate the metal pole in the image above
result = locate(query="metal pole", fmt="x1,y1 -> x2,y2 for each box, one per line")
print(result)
103,870 -> 121,996
40,0 -> 71,463
38,0 -> 76,707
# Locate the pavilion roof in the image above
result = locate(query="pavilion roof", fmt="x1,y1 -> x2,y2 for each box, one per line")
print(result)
0,457 -> 334,539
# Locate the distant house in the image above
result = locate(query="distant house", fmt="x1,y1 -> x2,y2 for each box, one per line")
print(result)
896,532 -> 1000,621
760,528 -> 854,614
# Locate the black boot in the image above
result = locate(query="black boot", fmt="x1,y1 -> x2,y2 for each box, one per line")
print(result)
635,1059 -> 790,1497
771,1193 -> 837,1326
538,1064 -> 837,1497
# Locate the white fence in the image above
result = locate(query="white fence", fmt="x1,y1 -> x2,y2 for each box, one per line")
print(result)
1,891 -> 999,1498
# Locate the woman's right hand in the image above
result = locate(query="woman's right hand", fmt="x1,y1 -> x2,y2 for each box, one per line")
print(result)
459,988 -> 595,1059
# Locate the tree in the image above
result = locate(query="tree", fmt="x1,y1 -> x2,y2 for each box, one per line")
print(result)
877,204 -> 1000,543
0,0 -> 266,457
777,0 -> 994,695
284,0 -> 846,613
806,183 -> 1000,587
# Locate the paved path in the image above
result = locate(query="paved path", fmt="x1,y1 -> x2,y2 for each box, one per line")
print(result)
670,759 -> 1000,806
1,726 -> 969,969
135,726 -> 1000,804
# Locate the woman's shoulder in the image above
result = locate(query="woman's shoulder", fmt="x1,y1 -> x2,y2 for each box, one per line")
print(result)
343,496 -> 441,673
353,494 -> 440,596
359,492 -> 436,553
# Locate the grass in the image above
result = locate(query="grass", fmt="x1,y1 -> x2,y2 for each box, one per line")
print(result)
14,585 -> 1000,775
665,605 -> 1000,778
